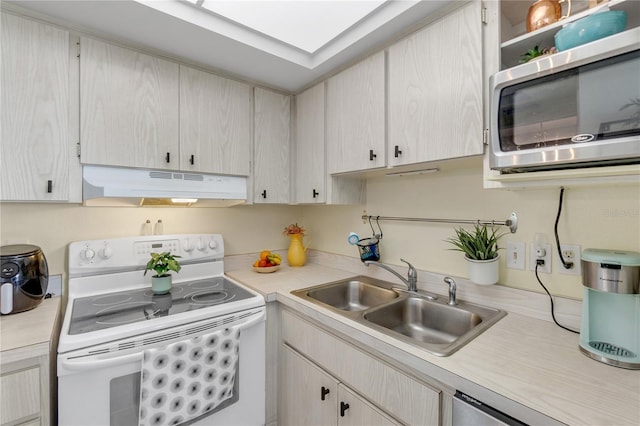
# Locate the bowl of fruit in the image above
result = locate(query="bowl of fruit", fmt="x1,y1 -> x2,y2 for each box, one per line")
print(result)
253,250 -> 281,273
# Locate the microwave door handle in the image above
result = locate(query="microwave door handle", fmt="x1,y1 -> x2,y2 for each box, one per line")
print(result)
60,351 -> 143,372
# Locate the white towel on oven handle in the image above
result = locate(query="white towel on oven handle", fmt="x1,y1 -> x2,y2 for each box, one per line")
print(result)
139,325 -> 241,426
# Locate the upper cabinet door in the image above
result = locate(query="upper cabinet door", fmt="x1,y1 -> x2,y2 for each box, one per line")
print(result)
294,83 -> 326,203
179,65 -> 251,175
80,37 -> 179,170
1,13 -> 69,201
326,52 -> 386,174
253,87 -> 290,204
388,1 -> 483,166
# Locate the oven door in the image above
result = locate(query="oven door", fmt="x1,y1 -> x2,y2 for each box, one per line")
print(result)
58,307 -> 265,426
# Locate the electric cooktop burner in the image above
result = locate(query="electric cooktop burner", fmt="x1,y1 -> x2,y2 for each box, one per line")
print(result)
69,277 -> 254,335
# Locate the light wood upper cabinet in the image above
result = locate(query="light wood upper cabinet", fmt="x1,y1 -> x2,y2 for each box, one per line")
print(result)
179,65 -> 251,175
326,52 -> 386,174
294,83 -> 326,203
254,87 -> 291,204
294,83 -> 366,205
388,1 -> 483,166
80,37 -> 179,170
1,13 -> 69,201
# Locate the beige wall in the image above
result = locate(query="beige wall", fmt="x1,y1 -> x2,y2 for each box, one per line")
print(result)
1,158 -> 638,299
0,203 -> 303,277
302,158 -> 640,299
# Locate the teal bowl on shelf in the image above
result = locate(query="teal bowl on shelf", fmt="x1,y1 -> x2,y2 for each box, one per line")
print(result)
554,10 -> 627,51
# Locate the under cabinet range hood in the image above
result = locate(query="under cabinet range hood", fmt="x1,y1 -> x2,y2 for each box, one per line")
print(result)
82,165 -> 247,207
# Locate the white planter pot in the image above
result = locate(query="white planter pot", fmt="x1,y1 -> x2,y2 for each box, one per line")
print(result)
151,275 -> 172,294
465,254 -> 500,285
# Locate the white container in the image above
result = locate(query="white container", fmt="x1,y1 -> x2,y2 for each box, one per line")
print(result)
465,254 -> 500,285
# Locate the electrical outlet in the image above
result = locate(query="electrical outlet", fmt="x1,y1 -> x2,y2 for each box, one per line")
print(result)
530,243 -> 551,273
506,242 -> 525,270
558,244 -> 581,276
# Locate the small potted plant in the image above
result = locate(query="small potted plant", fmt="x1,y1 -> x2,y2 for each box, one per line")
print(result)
446,224 -> 506,285
144,252 -> 181,294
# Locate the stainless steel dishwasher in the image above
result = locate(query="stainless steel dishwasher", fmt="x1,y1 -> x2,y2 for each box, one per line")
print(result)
453,391 -> 527,426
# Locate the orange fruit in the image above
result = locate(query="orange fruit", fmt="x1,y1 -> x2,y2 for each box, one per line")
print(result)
259,250 -> 271,260
253,260 -> 260,267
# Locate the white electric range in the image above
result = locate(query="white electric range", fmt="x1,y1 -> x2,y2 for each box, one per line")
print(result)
57,234 -> 265,426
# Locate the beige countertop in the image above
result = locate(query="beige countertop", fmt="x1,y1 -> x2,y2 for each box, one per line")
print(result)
228,262 -> 640,426
0,297 -> 60,365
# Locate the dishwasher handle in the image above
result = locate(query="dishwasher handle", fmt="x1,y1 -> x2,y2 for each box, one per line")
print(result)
453,391 -> 528,426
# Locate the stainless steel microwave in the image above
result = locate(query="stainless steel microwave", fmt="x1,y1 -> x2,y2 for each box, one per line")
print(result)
490,28 -> 640,173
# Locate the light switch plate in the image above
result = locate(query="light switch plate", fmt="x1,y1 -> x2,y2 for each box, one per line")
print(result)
506,242 -> 525,270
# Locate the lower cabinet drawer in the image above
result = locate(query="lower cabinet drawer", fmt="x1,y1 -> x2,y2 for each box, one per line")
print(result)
282,310 -> 441,425
0,366 -> 41,424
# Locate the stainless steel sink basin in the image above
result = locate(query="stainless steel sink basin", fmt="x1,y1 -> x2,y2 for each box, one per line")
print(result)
296,277 -> 399,311
363,297 -> 482,344
291,276 -> 506,356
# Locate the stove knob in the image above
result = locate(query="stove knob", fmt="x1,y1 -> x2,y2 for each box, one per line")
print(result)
196,239 -> 206,252
81,247 -> 95,261
208,240 -> 218,250
183,240 -> 194,253
100,245 -> 113,259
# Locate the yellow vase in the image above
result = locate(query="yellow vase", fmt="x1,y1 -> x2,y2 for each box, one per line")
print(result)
287,234 -> 306,267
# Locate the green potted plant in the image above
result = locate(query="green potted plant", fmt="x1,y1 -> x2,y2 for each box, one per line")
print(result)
144,252 -> 181,294
446,224 -> 506,285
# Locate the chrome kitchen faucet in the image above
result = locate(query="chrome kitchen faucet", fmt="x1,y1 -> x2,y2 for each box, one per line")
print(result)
364,258 -> 418,292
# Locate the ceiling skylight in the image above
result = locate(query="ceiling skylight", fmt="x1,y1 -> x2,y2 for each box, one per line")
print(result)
187,0 -> 386,53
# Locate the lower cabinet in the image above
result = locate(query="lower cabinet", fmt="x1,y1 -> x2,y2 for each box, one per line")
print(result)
0,356 -> 49,426
281,345 -> 398,426
280,309 -> 441,426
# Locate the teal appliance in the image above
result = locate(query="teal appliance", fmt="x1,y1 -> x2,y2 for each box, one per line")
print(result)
580,249 -> 640,369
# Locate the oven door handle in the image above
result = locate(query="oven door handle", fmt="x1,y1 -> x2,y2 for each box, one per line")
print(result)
60,308 -> 265,372
60,351 -> 143,371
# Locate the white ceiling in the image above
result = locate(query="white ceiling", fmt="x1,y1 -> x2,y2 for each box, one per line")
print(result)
5,0 -> 455,92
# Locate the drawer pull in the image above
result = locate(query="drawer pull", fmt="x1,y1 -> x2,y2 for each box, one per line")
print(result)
312,189 -> 319,198
369,149 -> 377,161
394,145 -> 402,158
189,154 -> 195,165
165,152 -> 171,163
340,401 -> 350,417
320,386 -> 330,401
47,180 -> 53,193
261,190 -> 267,199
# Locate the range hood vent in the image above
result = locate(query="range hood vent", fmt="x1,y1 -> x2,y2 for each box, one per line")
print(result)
82,165 -> 247,207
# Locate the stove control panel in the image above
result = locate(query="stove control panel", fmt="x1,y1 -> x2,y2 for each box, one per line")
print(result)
69,234 -> 224,275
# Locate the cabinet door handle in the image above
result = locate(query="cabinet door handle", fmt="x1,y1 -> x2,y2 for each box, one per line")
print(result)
312,189 -> 319,198
47,180 -> 53,193
340,401 -> 350,417
261,190 -> 267,199
320,386 -> 330,401
165,152 -> 171,163
369,149 -> 377,161
394,145 -> 402,158
189,154 -> 195,165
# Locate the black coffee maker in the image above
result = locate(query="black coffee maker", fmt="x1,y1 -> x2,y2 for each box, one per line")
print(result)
0,244 -> 49,314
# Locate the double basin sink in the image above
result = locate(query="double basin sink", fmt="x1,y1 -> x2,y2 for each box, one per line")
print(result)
291,276 -> 506,356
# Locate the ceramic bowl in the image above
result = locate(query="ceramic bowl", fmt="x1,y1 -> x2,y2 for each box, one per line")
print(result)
253,265 -> 280,273
554,11 -> 627,51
